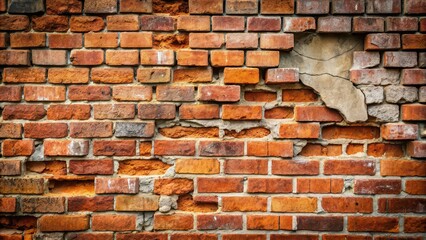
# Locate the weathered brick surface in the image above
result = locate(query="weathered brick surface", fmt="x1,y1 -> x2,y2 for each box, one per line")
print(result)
0,1 -> 424,238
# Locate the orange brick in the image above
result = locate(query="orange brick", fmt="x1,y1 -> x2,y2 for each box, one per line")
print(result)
39,215 -> 89,232
121,32 -> 152,48
154,214 -> 193,230
222,197 -> 267,212
140,49 -> 174,65
224,159 -> 268,175
107,15 -> 139,31
279,123 -> 320,139
198,177 -> 243,193
177,50 -> 208,66
92,68 -> 134,84
0,50 -> 30,66
271,197 -> 317,212
224,67 -> 260,84
297,178 -> 343,193
324,160 -> 376,175
260,33 -> 294,50
70,16 -> 104,32
48,68 -> 89,84
226,33 -> 258,49
10,33 -> 45,48
106,50 -> 139,65
211,50 -> 244,67
189,33 -> 224,49
70,50 -> 104,65
32,50 -> 67,66
24,86 -> 66,102
246,51 -> 280,67
179,104 -> 220,119
247,215 -> 279,230
272,160 -> 319,175
322,197 -> 373,213
247,141 -> 293,157
175,159 -> 220,174
92,214 -> 136,231
222,105 -> 262,120
380,159 -> 426,177
177,16 -> 210,31
49,33 -> 82,49
85,32 -> 118,48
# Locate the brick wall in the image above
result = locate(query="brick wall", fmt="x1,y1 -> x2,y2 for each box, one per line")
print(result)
0,0 -> 425,239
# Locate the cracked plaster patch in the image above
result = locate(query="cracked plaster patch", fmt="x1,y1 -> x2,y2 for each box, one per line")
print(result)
282,33 -> 368,122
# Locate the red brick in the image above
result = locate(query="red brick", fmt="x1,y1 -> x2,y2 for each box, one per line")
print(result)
0,178 -> 44,194
113,86 -> 152,101
32,15 -> 69,32
405,217 -> 426,233
198,85 -> 240,102
138,67 -> 171,83
177,16 -> 210,31
2,140 -> 34,156
402,104 -> 426,121
354,179 -> 401,194
226,0 -> 258,14
85,32 -> 118,48
24,86 -> 65,102
66,233 -> 114,240
199,141 -> 244,157
69,160 -> 114,175
322,197 -> 373,213
354,17 -> 384,32
246,51 -> 280,67
297,216 -> 343,231
32,49 -> 67,66
92,68 -> 133,84
265,68 -> 299,84
94,140 -> 136,156
0,50 -> 30,66
189,33 -> 224,49
173,68 -> 212,83
0,198 -> 16,213
177,50 -> 208,66
226,33 -> 258,49
118,233 -> 167,240
261,0 -> 294,14
71,50 -> 104,65
381,123 -> 418,140
189,0 -> 223,14
421,18 -> 426,32
118,159 -> 170,175
95,177 -> 139,194
279,123 -> 320,139
323,126 -> 380,139
272,197 -> 317,212
48,68 -> 89,84
120,0 -> 152,13
295,106 -> 343,122
380,159 -> 426,177
140,49 -> 174,65
0,86 -> 22,102
10,33 -> 45,48
44,140 -> 89,156
106,50 -> 139,66
24,123 -> 67,139
245,91 -> 277,102
39,215 -> 89,232
318,17 -> 352,32
154,214 -> 193,230
3,104 -> 46,120
402,69 -> 426,85
404,0 -> 426,14
408,141 -> 426,158
138,104 -> 176,119
141,15 -> 174,31
46,0 -> 82,14
406,180 -> 426,195
70,122 -> 113,138
283,17 -> 316,32
386,17 -> 418,32
332,0 -> 365,14
154,178 -> 194,195
198,214 -> 242,230
0,15 -> 29,31
212,16 -> 245,31
0,160 -> 21,176
157,85 -> 195,102
403,34 -> 426,50
364,33 -> 400,50
297,178 -> 343,193
224,234 -> 266,240
224,67 -> 259,84
272,160 -> 319,176
222,105 -> 262,120
211,50 -> 244,67
297,0 -> 329,14
92,214 -> 136,231
248,17 -> 281,32
247,141 -> 293,157
383,51 -> 417,67
0,32 -> 6,48
260,34 -> 293,50
47,104 -> 91,120
222,196 -> 267,212
379,198 -> 426,213
348,216 -> 399,233
224,159 -> 268,175
70,16 -> 104,32
107,15 -> 139,31
198,177 -> 243,193
3,68 -> 46,83
121,32 -> 152,48
69,86 -> 111,101
154,140 -> 195,156
366,0 -> 401,13
247,178 -> 293,193
324,160 -> 376,175
21,197 -> 65,213
179,104 -> 220,119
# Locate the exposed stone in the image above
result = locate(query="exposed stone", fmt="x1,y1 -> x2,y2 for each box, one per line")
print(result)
352,51 -> 380,69
115,122 -> 155,138
8,0 -> 44,13
33,233 -> 64,240
367,104 -> 399,122
419,87 -> 426,103
144,212 -> 154,231
384,85 -> 418,103
282,33 -> 367,122
139,177 -> 154,193
159,195 -> 178,213
360,86 -> 384,104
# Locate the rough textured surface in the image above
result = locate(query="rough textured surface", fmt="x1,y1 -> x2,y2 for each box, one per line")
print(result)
0,0 -> 425,238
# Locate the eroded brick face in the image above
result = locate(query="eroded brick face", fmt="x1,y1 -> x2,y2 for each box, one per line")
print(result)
0,0 -> 425,238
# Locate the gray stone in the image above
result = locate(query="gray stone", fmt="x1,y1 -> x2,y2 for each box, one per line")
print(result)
282,33 -> 367,122
419,52 -> 426,68
419,86 -> 426,103
33,233 -> 63,240
139,177 -> 154,193
367,104 -> 399,122
350,69 -> 400,85
360,86 -> 384,104
159,195 -> 177,213
29,142 -> 44,161
352,51 -> 380,69
115,122 -> 155,138
143,212 -> 154,231
385,85 -> 418,103
8,0 -> 44,13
